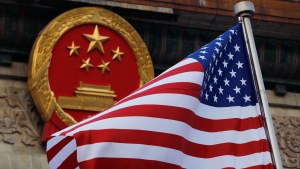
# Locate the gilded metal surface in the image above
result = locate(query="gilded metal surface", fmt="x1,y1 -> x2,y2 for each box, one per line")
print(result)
83,25 -> 109,54
28,7 -> 154,125
112,46 -> 125,61
67,41 -> 80,56
97,60 -> 111,74
58,83 -> 116,112
58,97 -> 116,112
80,58 -> 93,71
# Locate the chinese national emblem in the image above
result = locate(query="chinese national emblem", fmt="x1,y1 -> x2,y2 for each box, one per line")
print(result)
28,7 -> 154,140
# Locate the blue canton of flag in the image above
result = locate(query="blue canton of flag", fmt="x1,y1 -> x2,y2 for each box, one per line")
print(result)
189,23 -> 257,107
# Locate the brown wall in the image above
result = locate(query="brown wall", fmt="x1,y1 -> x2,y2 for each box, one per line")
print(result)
105,0 -> 300,25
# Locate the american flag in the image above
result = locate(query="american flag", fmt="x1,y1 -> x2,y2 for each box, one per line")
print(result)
46,23 -> 273,169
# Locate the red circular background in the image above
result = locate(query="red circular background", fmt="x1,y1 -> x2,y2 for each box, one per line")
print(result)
48,24 -> 140,122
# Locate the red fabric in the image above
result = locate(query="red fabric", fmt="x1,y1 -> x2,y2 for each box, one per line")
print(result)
75,129 -> 270,158
79,158 -> 183,169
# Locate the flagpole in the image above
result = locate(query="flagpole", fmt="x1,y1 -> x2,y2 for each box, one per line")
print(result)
233,1 -> 283,169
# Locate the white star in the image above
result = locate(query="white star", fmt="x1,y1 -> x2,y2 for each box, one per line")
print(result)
241,78 -> 247,85
229,69 -> 236,77
229,35 -> 232,43
228,52 -> 234,60
243,94 -> 251,102
234,44 -> 240,52
224,43 -> 228,51
235,30 -> 238,35
218,68 -> 223,76
227,95 -> 234,103
222,60 -> 228,68
229,30 -> 235,34
212,53 -> 216,60
209,84 -> 213,92
199,55 -> 206,60
214,47 -> 219,53
215,42 -> 222,47
205,92 -> 209,100
200,51 -> 207,54
219,52 -> 223,58
213,76 -> 217,84
236,61 -> 244,69
211,67 -> 214,73
233,86 -> 241,94
213,94 -> 218,102
218,86 -> 224,94
224,78 -> 230,86
217,37 -> 223,41
215,59 -> 218,66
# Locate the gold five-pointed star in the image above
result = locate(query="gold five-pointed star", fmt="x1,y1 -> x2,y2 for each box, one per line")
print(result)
83,25 -> 109,54
67,41 -> 80,56
112,47 -> 124,61
80,58 -> 93,71
98,60 -> 111,74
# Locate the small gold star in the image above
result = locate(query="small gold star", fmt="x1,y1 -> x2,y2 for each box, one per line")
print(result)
83,25 -> 109,54
112,47 -> 124,61
80,58 -> 93,71
67,41 -> 80,56
98,60 -> 111,74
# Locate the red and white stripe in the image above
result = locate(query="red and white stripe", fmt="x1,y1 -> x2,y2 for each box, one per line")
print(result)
47,58 -> 273,169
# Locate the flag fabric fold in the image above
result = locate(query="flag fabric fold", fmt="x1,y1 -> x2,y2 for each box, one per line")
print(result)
46,23 -> 273,169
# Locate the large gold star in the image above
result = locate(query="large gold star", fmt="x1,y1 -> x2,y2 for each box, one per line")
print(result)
97,60 -> 111,74
67,41 -> 80,56
112,47 -> 124,61
80,58 -> 93,71
83,25 -> 109,54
